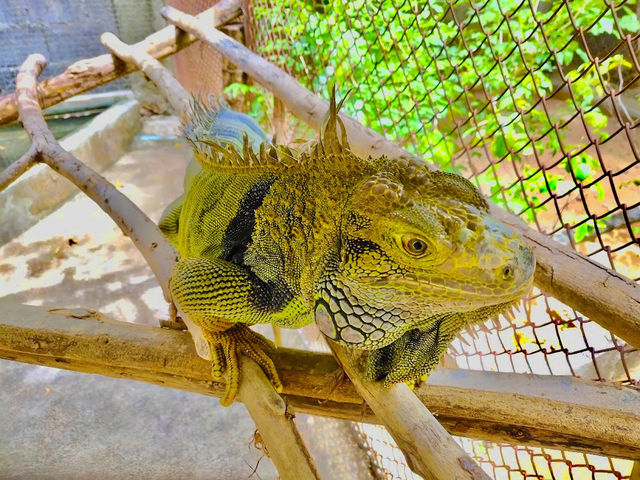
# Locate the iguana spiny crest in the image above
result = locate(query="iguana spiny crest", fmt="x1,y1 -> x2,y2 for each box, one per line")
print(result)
161,90 -> 535,403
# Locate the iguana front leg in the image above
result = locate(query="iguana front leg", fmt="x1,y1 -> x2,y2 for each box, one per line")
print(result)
366,316 -> 463,386
170,257 -> 282,406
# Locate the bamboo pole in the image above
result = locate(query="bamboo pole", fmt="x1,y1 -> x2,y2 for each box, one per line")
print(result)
159,5 -> 640,355
4,301 -> 638,460
0,0 -> 242,127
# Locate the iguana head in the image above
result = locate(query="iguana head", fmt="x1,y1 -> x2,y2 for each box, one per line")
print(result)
306,89 -> 534,383
314,156 -> 535,351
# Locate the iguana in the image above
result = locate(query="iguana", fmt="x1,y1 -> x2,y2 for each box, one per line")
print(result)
159,91 -> 535,406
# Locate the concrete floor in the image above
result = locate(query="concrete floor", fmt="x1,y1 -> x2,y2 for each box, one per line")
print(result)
0,362 -> 276,479
0,121 -> 279,479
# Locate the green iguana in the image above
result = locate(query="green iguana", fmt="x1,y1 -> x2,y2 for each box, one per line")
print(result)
159,91 -> 535,406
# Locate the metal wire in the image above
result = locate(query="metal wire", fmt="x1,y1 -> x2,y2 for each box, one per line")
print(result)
246,0 -> 640,477
167,0 -> 225,96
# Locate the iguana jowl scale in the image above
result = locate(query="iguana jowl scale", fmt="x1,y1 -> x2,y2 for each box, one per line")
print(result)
160,91 -> 535,405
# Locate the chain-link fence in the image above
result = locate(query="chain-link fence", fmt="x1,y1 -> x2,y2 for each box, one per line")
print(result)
244,0 -> 640,478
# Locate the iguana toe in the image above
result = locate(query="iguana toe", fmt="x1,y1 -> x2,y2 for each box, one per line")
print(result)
202,325 -> 281,406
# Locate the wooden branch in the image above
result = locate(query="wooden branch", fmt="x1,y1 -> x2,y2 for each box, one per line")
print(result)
100,33 -> 190,117
12,46 -> 320,479
3,300 -> 640,460
0,145 -> 37,191
236,356 -> 320,479
0,0 -> 242,127
12,54 -> 178,298
160,6 -> 640,354
330,343 -> 491,480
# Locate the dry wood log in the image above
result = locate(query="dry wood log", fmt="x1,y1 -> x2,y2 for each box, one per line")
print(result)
160,6 -> 640,355
2,300 -> 640,460
0,0 -> 242,127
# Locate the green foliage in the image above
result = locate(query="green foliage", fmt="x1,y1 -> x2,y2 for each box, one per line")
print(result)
223,83 -> 272,126
250,0 -> 639,236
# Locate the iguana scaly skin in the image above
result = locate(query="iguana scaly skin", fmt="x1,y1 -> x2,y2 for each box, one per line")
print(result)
159,92 -> 535,405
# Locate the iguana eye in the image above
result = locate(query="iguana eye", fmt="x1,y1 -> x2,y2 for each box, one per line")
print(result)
402,235 -> 429,257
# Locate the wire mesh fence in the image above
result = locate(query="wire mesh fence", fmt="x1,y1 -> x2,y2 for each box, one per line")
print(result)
243,0 -> 640,478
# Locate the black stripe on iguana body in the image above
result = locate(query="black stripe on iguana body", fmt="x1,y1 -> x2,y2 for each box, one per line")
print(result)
222,177 -> 275,266
160,89 -> 536,405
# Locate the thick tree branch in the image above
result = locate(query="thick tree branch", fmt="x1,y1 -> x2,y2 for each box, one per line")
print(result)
0,0 -> 242,127
160,6 -> 640,355
2,300 -> 640,460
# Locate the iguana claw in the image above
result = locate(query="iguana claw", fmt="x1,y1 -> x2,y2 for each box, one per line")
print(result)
159,302 -> 188,330
201,325 -> 282,406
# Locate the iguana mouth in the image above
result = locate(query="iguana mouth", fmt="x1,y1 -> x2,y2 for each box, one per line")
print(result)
354,274 -> 534,304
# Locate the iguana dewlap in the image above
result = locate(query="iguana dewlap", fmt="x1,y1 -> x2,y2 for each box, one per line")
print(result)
159,92 -> 535,405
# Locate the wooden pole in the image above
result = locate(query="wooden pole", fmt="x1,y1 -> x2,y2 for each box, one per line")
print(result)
159,5 -> 640,355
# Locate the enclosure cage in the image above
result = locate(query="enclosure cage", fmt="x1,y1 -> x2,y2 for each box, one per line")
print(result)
0,0 -> 639,479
